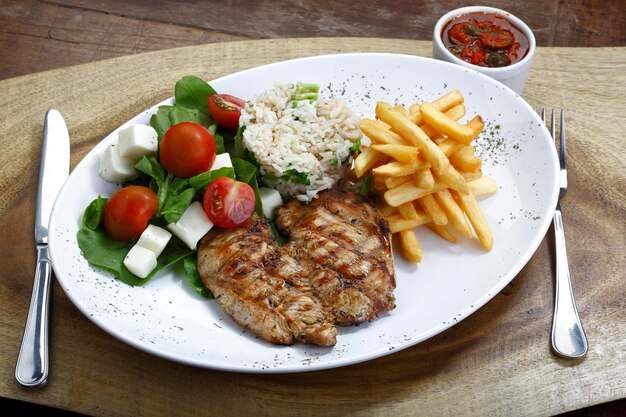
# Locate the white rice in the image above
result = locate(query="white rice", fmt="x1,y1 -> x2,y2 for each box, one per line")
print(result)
240,82 -> 362,202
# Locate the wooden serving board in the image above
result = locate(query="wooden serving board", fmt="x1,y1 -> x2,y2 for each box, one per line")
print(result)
0,38 -> 624,417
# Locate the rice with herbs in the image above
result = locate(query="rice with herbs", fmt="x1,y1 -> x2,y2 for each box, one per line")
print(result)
240,82 -> 362,202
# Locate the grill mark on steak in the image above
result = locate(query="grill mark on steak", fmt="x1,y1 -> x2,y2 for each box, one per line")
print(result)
275,189 -> 396,325
198,214 -> 337,346
197,188 -> 395,345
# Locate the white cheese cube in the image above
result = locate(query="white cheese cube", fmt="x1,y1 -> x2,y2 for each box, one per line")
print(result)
99,143 -> 137,183
209,152 -> 233,171
136,225 -> 172,257
117,124 -> 158,162
167,202 -> 214,250
124,245 -> 157,279
259,187 -> 283,221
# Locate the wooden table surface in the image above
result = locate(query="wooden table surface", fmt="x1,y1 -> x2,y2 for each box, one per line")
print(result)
1,2 -> 625,416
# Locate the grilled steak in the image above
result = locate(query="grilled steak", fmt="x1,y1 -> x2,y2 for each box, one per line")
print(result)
275,189 -> 396,325
197,214 -> 337,346
197,189 -> 395,345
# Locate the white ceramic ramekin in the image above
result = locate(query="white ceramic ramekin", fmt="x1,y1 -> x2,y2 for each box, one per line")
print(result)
432,6 -> 536,94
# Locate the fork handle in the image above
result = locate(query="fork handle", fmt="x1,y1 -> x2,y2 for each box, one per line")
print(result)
551,207 -> 588,358
15,245 -> 51,389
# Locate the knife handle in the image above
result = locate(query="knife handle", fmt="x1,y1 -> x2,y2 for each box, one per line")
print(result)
15,245 -> 52,389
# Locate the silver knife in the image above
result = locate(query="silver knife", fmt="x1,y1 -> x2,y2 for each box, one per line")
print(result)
15,109 -> 70,389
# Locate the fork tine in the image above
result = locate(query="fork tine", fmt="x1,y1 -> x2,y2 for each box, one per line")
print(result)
559,109 -> 566,170
550,109 -> 556,143
541,108 -> 546,124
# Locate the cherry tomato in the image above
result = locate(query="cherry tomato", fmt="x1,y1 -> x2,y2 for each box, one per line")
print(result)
103,186 -> 158,242
207,94 -> 245,131
203,177 -> 255,228
160,122 -> 216,178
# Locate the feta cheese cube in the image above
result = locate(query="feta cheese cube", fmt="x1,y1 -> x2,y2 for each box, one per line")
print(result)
117,124 -> 158,162
167,202 -> 214,250
209,152 -> 233,171
99,143 -> 137,183
136,225 -> 172,257
123,245 -> 157,279
259,187 -> 283,221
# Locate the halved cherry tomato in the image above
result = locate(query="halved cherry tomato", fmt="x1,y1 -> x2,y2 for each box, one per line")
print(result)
207,94 -> 245,131
160,122 -> 216,178
103,186 -> 158,242
203,177 -> 255,228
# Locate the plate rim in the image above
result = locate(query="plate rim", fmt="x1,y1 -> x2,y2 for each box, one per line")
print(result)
49,52 -> 559,373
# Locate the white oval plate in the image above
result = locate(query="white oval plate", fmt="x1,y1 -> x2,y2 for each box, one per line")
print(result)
49,53 -> 558,373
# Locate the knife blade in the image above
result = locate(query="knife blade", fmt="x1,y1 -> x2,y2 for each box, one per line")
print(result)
15,109 -> 70,389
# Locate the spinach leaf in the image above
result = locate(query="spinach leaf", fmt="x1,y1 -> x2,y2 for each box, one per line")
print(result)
169,106 -> 211,127
76,199 -> 194,286
188,167 -> 235,190
174,75 -> 216,113
214,131 -> 225,154
183,256 -> 213,299
232,158 -> 257,184
135,156 -> 168,210
135,156 -> 191,223
234,125 -> 247,158
161,187 -> 196,224
149,105 -> 214,143
82,196 -> 107,230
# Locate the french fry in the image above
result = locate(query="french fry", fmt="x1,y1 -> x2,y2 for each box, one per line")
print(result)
360,119 -> 406,145
372,158 -> 427,177
419,104 -> 467,138
413,168 -> 435,189
438,138 -> 465,156
435,164 -> 469,195
431,90 -> 465,112
384,174 -> 413,189
433,189 -> 472,239
460,169 -> 484,182
386,213 -> 430,233
397,201 -> 420,220
450,145 -> 482,172
379,204 -> 397,218
357,90 -> 497,262
416,195 -> 447,225
372,175 -> 387,193
452,190 -> 494,251
354,146 -> 387,178
409,90 -> 465,125
384,182 -> 431,207
468,176 -> 498,197
442,103 -> 466,122
398,229 -> 422,262
376,102 -> 450,176
426,223 -> 458,243
420,102 -> 476,145
394,104 -> 410,117
371,144 -> 419,164
466,115 -> 485,137
384,180 -> 447,207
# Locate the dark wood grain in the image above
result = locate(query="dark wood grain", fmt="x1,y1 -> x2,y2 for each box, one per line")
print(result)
0,0 -> 625,80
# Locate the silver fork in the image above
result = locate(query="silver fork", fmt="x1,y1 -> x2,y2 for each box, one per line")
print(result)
541,109 -> 588,359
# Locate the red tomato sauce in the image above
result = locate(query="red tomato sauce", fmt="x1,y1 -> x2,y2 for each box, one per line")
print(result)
441,12 -> 530,68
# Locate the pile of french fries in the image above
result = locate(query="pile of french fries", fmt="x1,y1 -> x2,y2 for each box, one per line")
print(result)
353,90 -> 498,263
